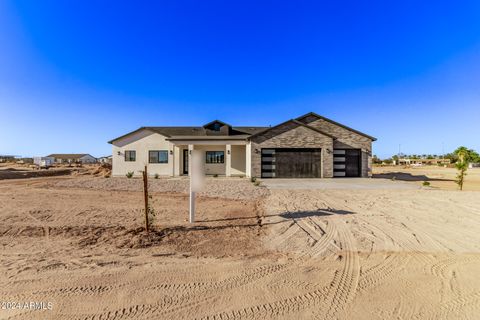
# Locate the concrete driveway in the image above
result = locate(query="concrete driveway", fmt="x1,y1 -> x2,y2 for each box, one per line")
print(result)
260,178 -> 420,190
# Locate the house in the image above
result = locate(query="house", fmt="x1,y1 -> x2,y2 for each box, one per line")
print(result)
0,155 -> 16,163
47,154 -> 97,164
108,112 -> 376,178
394,158 -> 451,166
98,155 -> 112,164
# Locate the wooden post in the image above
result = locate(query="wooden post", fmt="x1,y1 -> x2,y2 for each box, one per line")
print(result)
143,165 -> 149,233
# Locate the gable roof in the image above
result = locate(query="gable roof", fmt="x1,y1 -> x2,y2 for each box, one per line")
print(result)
108,126 -> 268,144
248,119 -> 336,140
202,119 -> 231,128
107,113 -> 377,144
296,112 -> 377,141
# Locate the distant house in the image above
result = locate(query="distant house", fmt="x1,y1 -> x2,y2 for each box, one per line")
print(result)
47,154 -> 97,164
33,157 -> 55,167
0,155 -> 16,163
108,112 -> 376,178
98,155 -> 112,164
394,158 -> 451,166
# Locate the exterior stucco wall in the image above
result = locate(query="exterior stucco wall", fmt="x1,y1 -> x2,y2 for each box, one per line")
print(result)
112,130 -> 174,177
249,123 -> 334,178
230,145 -> 246,176
300,116 -> 373,177
192,145 -> 226,175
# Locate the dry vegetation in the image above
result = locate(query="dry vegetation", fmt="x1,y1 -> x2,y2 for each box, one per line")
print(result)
1,165 -> 480,319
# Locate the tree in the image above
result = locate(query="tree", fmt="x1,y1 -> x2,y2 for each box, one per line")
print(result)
454,146 -> 477,191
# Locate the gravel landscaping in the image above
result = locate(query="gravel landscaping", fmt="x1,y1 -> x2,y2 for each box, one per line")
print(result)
53,177 -> 269,200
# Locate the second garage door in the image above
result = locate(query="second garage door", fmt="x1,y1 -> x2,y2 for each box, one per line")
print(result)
261,148 -> 322,178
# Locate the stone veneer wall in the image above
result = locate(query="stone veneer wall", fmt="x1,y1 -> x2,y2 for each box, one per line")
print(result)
249,122 -> 334,178
298,115 -> 373,177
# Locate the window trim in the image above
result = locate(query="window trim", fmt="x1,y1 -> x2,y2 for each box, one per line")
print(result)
149,150 -> 168,164
206,151 -> 225,164
124,150 -> 136,162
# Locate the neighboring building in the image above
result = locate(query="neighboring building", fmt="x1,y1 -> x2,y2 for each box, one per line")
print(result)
394,158 -> 451,166
33,157 -> 55,167
16,158 -> 33,164
108,112 -> 376,178
0,155 -> 16,163
47,154 -> 97,164
98,155 -> 112,164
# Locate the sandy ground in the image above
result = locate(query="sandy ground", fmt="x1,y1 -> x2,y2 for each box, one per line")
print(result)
1,168 -> 480,319
373,165 -> 480,191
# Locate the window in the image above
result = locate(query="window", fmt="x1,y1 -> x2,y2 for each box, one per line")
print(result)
206,151 -> 224,164
213,122 -> 221,131
149,150 -> 168,164
125,150 -> 136,162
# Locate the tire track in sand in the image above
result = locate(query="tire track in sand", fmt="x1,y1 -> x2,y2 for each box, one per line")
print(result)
318,218 -> 360,319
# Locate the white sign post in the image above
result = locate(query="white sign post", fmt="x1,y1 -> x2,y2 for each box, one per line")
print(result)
189,149 -> 205,223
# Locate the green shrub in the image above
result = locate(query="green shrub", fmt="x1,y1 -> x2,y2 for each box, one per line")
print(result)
126,171 -> 134,178
213,174 -> 218,178
154,173 -> 159,179
422,181 -> 431,187
254,180 -> 261,187
250,177 -> 257,183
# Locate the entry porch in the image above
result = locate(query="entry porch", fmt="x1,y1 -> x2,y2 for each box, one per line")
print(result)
169,139 -> 252,177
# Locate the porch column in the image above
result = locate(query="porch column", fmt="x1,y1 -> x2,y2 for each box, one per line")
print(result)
246,142 -> 252,178
226,144 -> 232,177
173,145 -> 180,177
188,144 -> 194,177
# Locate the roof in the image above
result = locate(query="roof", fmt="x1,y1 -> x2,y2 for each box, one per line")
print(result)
47,154 -> 93,159
166,135 -> 251,141
108,126 -> 268,143
202,119 -> 232,128
296,112 -> 377,141
108,112 -> 377,144
248,119 -> 336,140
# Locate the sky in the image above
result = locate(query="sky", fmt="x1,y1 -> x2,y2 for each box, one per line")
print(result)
0,1 -> 479,158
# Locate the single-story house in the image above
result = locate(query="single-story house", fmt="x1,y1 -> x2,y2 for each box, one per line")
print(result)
394,158 -> 451,166
98,155 -> 112,164
47,154 -> 97,164
0,155 -> 16,163
108,112 -> 376,178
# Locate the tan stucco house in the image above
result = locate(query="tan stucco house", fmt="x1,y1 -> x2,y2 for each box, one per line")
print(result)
108,112 -> 376,178
47,154 -> 97,164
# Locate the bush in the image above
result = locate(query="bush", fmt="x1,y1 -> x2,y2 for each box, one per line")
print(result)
154,173 -> 159,179
126,171 -> 134,178
250,177 -> 257,183
254,180 -> 261,187
213,174 -> 218,178
422,181 -> 431,187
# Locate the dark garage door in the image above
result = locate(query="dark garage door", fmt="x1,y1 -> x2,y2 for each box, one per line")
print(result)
333,149 -> 361,177
261,148 -> 322,178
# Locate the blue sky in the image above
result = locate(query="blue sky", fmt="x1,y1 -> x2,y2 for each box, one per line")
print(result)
1,1 -> 479,158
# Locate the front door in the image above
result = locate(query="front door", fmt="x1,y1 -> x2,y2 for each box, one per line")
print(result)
183,149 -> 189,174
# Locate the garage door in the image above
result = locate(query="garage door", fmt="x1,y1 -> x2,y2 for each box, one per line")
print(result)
261,148 -> 322,178
333,149 -> 361,177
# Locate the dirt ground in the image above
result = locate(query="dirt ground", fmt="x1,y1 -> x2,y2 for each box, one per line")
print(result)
373,165 -> 480,191
1,167 -> 480,319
